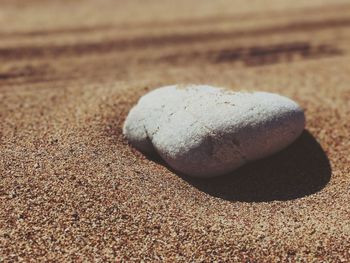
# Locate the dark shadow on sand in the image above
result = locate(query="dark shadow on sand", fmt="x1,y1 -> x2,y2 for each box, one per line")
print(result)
149,130 -> 331,202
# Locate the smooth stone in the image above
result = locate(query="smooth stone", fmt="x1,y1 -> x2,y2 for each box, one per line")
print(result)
123,85 -> 305,178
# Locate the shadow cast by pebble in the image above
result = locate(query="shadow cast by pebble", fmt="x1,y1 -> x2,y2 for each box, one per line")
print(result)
149,130 -> 331,202
184,130 -> 331,202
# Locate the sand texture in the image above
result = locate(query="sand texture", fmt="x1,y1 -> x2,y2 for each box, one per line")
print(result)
1,0 -> 350,261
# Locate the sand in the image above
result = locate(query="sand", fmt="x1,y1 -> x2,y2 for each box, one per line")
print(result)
1,0 -> 350,261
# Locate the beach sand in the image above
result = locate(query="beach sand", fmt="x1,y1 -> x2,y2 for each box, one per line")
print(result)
1,0 -> 350,261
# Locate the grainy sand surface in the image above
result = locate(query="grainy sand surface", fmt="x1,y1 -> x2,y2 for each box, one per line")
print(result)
1,0 -> 350,261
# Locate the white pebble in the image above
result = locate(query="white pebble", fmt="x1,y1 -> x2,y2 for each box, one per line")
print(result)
123,85 -> 305,178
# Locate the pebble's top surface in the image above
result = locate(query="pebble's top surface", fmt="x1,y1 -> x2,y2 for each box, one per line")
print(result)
123,85 -> 305,177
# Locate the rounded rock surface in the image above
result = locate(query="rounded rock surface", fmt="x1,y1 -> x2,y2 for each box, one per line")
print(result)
123,85 -> 305,178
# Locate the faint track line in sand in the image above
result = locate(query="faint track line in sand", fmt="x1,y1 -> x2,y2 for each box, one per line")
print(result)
0,42 -> 343,87
0,16 -> 349,61
1,3 -> 350,38
156,42 -> 343,67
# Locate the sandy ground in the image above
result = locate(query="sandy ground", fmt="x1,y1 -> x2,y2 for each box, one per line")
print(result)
1,0 -> 350,261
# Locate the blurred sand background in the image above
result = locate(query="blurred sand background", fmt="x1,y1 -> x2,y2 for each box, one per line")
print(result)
1,0 -> 350,261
